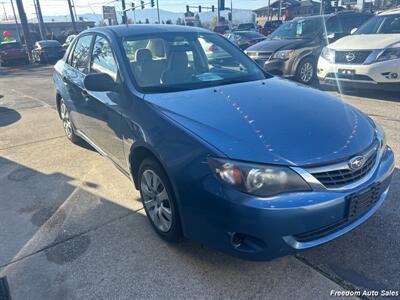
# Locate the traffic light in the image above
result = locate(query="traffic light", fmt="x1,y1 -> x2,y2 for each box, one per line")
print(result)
150,0 -> 155,7
228,12 -> 232,21
198,5 -> 201,12
131,2 -> 135,10
186,5 -> 189,13
141,0 -> 144,9
211,5 -> 215,12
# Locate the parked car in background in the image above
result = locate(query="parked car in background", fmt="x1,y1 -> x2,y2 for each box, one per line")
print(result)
318,8 -> 400,91
225,31 -> 266,50
0,41 -> 29,66
246,12 -> 373,84
258,20 -> 283,36
32,40 -> 65,64
53,25 -> 394,261
237,23 -> 257,31
62,34 -> 77,50
214,24 -> 231,35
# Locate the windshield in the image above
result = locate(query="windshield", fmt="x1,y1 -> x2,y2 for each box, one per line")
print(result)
269,18 -> 322,39
356,14 -> 400,34
238,23 -> 254,30
123,32 -> 266,93
237,31 -> 265,40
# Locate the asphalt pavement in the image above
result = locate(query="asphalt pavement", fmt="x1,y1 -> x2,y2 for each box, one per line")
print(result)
0,65 -> 398,300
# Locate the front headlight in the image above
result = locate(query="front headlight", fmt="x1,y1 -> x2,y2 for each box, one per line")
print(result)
321,47 -> 335,63
375,122 -> 387,151
272,50 -> 294,60
208,157 -> 311,198
375,47 -> 400,62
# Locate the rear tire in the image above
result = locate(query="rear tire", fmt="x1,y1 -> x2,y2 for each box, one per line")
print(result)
138,158 -> 183,242
59,99 -> 81,144
296,57 -> 316,85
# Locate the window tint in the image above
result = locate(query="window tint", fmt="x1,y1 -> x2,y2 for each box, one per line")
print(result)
70,35 -> 93,73
340,15 -> 372,33
91,36 -> 118,80
356,14 -> 400,34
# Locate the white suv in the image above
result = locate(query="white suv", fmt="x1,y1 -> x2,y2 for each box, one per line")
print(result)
318,8 -> 400,91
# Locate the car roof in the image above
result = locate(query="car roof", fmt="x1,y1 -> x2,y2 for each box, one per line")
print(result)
379,8 -> 400,15
85,24 -> 211,38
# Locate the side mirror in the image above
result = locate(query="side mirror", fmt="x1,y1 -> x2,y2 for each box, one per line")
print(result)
350,28 -> 358,35
84,73 -> 116,92
327,32 -> 336,40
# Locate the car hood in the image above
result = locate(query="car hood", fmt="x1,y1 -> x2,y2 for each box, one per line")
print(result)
246,38 -> 311,52
144,78 -> 376,166
330,34 -> 400,50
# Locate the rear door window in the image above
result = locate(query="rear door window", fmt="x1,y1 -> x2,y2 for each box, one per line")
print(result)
70,35 -> 93,73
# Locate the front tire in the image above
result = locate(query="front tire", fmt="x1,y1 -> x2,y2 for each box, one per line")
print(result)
296,57 -> 316,85
59,99 -> 81,144
138,158 -> 182,242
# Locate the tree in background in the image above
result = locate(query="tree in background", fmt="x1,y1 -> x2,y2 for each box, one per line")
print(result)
166,20 -> 172,24
195,14 -> 202,28
145,18 -> 150,24
210,16 -> 218,29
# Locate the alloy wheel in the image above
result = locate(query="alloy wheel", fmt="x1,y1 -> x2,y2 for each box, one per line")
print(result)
300,62 -> 314,83
140,169 -> 173,232
60,101 -> 73,139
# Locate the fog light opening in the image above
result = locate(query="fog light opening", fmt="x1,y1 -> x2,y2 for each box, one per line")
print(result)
230,232 -> 244,248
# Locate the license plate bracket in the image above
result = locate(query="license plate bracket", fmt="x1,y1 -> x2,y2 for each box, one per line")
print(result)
346,183 -> 381,221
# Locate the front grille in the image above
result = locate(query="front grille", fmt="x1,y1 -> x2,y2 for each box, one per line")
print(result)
246,51 -> 272,59
335,50 -> 372,64
309,142 -> 379,189
295,183 -> 381,242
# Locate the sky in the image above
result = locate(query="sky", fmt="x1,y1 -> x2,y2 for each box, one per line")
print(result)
1,0 -> 271,18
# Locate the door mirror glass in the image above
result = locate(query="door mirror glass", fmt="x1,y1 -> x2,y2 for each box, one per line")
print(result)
84,73 -> 116,92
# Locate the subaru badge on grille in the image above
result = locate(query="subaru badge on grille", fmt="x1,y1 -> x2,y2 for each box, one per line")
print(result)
349,156 -> 366,170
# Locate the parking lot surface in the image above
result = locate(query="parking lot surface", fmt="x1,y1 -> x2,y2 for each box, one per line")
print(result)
0,65 -> 398,299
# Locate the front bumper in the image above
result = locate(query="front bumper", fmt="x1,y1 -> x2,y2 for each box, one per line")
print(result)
250,56 -> 296,77
180,147 -> 395,260
317,57 -> 400,91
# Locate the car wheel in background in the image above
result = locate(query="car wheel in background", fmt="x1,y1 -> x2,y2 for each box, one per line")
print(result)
296,57 -> 316,85
138,158 -> 182,242
59,99 -> 81,144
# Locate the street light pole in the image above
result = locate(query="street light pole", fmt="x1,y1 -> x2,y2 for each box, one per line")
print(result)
15,0 -> 33,61
10,0 -> 23,42
121,0 -> 127,24
34,0 -> 46,40
67,0 -> 77,32
1,2 -> 8,20
156,0 -> 160,24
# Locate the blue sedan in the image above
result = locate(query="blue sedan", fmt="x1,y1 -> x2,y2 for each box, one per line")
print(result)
53,25 -> 394,260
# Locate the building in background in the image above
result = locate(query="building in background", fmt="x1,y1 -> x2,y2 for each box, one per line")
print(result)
254,0 -> 343,25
